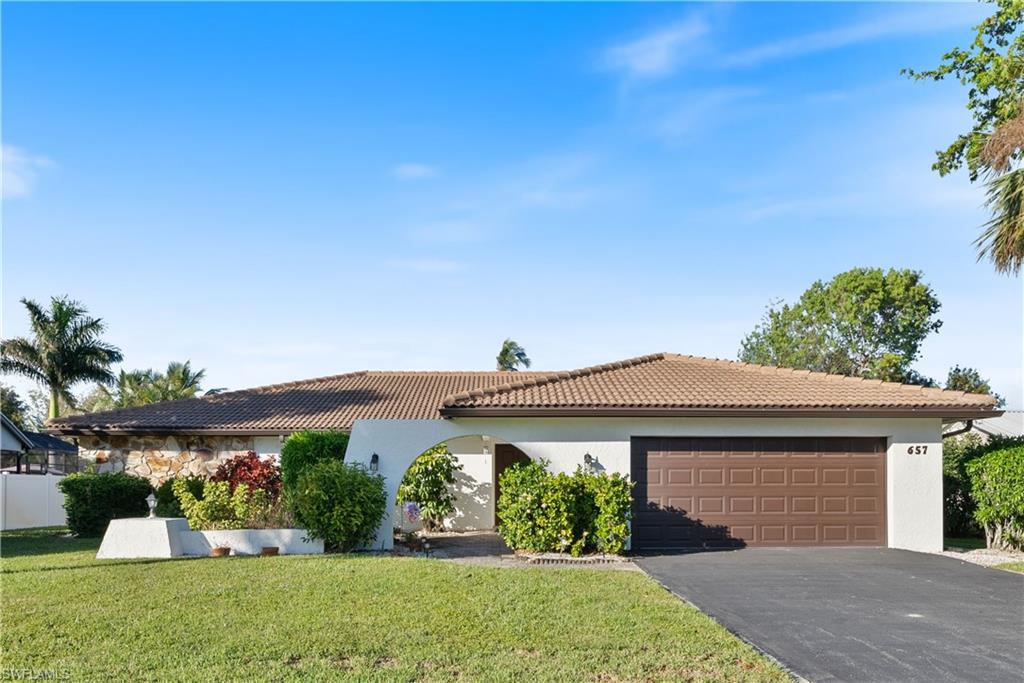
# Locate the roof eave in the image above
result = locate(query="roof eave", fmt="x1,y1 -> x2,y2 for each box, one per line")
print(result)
46,427 -> 308,437
440,406 -> 1004,420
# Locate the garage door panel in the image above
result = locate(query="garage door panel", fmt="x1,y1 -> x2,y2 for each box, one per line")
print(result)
631,437 -> 886,549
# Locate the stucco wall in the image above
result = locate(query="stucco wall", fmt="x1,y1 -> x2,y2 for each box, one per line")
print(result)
347,416 -> 945,552
78,434 -> 260,484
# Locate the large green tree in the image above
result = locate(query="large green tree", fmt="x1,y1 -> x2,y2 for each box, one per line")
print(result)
496,339 -> 531,372
946,365 -> 1006,406
0,383 -> 31,430
739,268 -> 942,382
905,0 -> 1024,274
83,360 -> 217,411
1,297 -> 123,419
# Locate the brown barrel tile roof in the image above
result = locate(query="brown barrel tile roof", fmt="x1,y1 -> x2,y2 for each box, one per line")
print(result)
48,353 -> 1000,435
440,353 -> 999,416
47,370 -> 551,434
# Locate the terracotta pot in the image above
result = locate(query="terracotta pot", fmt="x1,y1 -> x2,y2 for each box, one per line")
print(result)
210,547 -> 231,558
260,546 -> 280,557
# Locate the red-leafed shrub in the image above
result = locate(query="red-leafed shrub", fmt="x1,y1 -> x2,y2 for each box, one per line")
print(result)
211,451 -> 282,497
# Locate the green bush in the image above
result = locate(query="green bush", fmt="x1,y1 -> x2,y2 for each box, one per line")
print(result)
173,479 -> 283,530
967,445 -> 1024,551
497,461 -> 633,556
57,472 -> 153,537
280,431 -> 349,490
290,460 -> 387,551
154,475 -> 205,517
396,444 -> 462,531
944,434 -> 1024,536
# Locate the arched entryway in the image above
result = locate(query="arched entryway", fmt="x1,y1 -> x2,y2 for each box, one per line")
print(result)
345,420 -> 537,549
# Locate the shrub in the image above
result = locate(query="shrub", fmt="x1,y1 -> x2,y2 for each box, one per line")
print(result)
154,475 -> 205,517
497,461 -> 633,556
173,479 -> 283,530
944,434 -> 1024,537
967,445 -> 1024,551
212,451 -> 282,496
290,460 -> 387,551
396,444 -> 462,531
58,472 -> 153,537
280,431 -> 349,490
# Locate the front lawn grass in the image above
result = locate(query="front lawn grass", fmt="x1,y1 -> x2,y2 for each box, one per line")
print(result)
944,536 -> 986,550
1,528 -> 786,681
994,561 -> 1024,573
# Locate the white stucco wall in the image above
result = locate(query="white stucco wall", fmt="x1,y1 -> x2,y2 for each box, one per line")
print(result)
348,416 -> 945,552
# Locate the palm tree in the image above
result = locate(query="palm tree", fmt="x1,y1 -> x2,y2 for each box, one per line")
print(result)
496,339 -> 531,371
82,360 -> 218,410
977,168 -> 1024,275
0,297 -> 123,419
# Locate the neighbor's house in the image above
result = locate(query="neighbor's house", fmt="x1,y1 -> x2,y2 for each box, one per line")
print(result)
47,353 -> 999,553
945,409 -> 1022,441
1,414 -> 79,474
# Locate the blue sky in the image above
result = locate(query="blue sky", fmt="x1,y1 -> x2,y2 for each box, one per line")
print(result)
3,2 -> 1021,408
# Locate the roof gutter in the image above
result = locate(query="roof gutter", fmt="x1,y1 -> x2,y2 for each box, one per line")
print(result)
440,406 -> 1003,420
942,420 -> 973,439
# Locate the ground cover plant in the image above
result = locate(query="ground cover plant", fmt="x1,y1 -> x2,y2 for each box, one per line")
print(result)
0,528 -> 786,681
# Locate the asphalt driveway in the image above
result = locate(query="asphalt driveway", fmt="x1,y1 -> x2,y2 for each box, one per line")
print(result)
636,548 -> 1024,683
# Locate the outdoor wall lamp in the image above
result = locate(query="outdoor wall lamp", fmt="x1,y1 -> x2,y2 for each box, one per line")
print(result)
369,453 -> 380,473
583,453 -> 594,472
146,493 -> 157,518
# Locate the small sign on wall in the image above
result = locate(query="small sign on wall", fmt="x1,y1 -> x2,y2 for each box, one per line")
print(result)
905,445 -> 931,455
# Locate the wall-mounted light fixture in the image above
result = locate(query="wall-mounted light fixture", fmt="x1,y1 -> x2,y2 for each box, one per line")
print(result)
583,453 -> 594,473
369,453 -> 380,473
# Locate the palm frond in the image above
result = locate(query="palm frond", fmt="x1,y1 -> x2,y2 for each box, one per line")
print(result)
977,168 -> 1024,275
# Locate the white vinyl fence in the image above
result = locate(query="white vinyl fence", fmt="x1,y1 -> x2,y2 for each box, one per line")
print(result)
0,473 -> 67,530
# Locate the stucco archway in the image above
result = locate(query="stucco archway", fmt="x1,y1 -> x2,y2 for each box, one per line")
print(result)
346,419 -> 538,549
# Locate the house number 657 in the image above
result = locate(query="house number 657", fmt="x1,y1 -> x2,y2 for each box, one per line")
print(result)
906,445 -> 929,455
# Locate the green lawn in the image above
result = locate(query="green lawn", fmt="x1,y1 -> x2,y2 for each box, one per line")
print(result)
1,528 -> 786,682
944,537 -> 986,550
995,561 -> 1024,573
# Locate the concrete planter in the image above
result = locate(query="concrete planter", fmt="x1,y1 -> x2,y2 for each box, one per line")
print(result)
179,528 -> 323,556
96,518 -> 324,559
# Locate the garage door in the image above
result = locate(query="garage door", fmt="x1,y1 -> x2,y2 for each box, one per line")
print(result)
631,437 -> 886,549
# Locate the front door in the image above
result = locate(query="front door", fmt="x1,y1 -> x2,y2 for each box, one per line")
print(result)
493,443 -> 531,527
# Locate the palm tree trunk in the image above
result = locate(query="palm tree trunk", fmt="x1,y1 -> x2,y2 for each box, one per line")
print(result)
49,387 -> 60,419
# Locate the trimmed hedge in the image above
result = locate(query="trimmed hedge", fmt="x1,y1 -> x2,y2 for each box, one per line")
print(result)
967,445 -> 1024,551
290,460 -> 387,551
280,431 -> 349,491
58,472 -> 153,537
497,460 -> 633,556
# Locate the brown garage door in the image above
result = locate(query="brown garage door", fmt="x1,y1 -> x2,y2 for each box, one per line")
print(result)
631,437 -> 886,549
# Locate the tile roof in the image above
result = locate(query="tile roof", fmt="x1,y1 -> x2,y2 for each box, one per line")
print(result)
47,354 -> 1000,435
440,353 -> 1000,416
46,371 -> 551,434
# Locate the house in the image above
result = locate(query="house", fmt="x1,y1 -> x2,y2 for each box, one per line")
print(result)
945,410 -> 1022,441
47,353 -> 999,553
1,414 -> 80,474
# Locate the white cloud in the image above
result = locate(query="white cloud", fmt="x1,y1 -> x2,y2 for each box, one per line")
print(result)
386,258 -> 464,273
393,162 -> 439,180
2,144 -> 53,198
603,16 -> 709,80
724,5 -> 982,67
654,87 -> 760,139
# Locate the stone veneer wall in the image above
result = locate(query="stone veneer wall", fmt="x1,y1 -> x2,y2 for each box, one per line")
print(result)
77,435 -> 257,485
